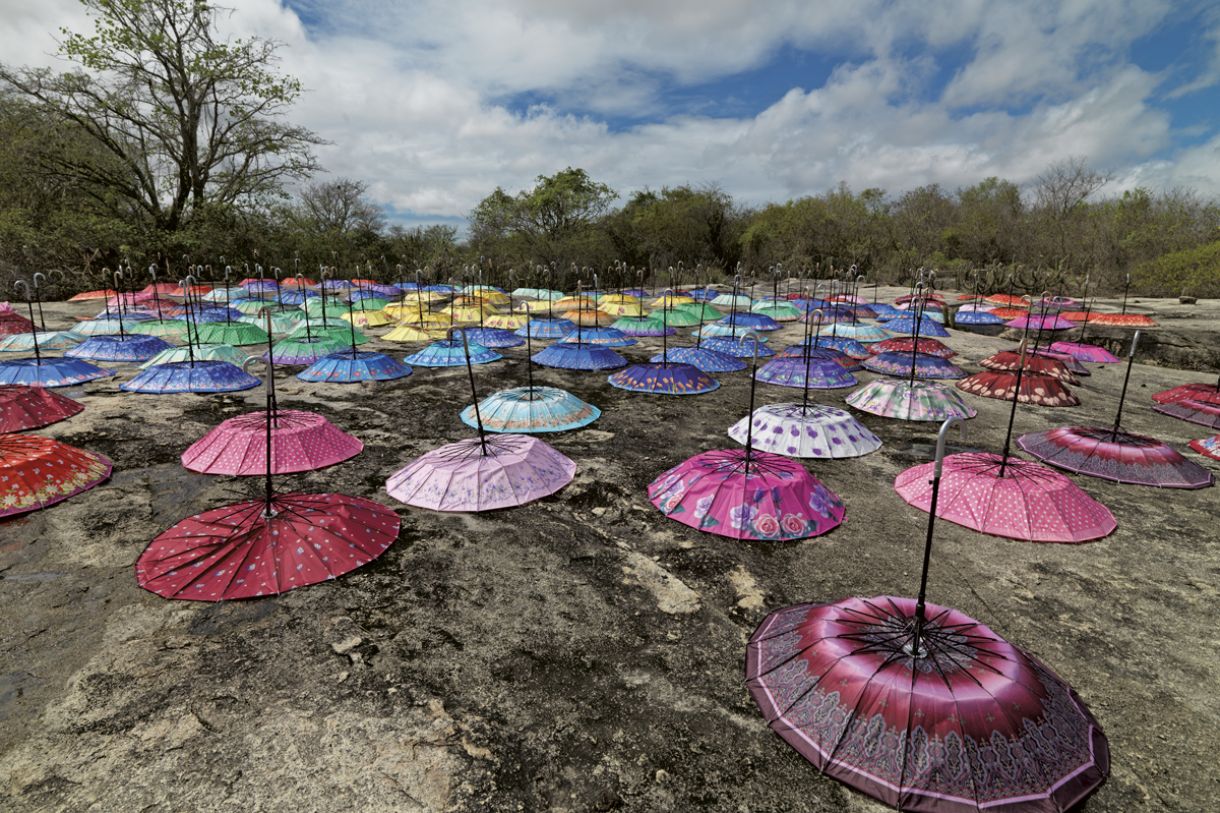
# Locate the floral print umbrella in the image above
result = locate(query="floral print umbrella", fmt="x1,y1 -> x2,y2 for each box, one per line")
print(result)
956,371 -> 1080,407
0,433 -> 112,519
846,380 -> 977,422
460,386 -> 600,434
980,350 -> 1078,384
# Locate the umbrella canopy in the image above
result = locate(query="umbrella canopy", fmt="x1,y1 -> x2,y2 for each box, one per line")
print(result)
985,293 -> 1028,306
141,343 -> 247,369
566,326 -> 636,347
381,324 -> 441,343
182,409 -> 363,475
264,335 -> 348,366
1087,312 -> 1158,327
608,361 -> 720,395
648,448 -> 844,540
956,371 -> 1080,407
979,351 -> 1079,384
869,337 -> 956,358
128,319 -> 190,339
877,314 -> 951,338
728,404 -> 881,459
710,293 -> 751,308
514,317 -> 574,338
341,309 -> 394,328
701,335 -> 775,358
64,334 -> 173,363
861,351 -> 966,380
1189,435 -> 1220,461
1152,399 -> 1220,430
1047,341 -> 1119,363
750,301 -> 802,321
1151,382 -> 1220,405
0,310 -> 36,336
0,331 -> 82,352
649,346 -> 746,373
136,493 -> 399,600
746,595 -> 1110,811
70,318 -> 125,337
449,327 -> 524,349
775,344 -> 861,370
0,433 -> 112,519
0,385 -> 83,433
297,349 -> 413,383
195,321 -> 270,347
611,315 -> 676,337
1018,426 -> 1213,489
1006,314 -> 1077,331
648,307 -> 701,327
756,356 -> 857,389
484,313 -> 530,330
846,379 -> 978,422
122,360 -> 261,394
1030,348 -> 1089,376
954,310 -> 1006,328
460,386 -> 600,434
723,312 -> 781,331
0,357 -> 114,388
816,323 -> 891,342
598,300 -> 647,317
895,452 -> 1117,541
69,289 -> 118,301
405,339 -> 501,367
678,303 -> 721,321
533,341 -> 626,371
386,434 -> 575,511
814,336 -> 870,359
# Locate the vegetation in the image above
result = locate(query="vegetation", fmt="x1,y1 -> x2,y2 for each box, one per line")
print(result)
1,0 -> 1217,296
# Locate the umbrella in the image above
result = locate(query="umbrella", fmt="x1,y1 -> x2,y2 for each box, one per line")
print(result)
265,335 -> 348,366
484,312 -> 530,330
1018,333 -> 1213,489
450,327 -> 524,349
0,433 -> 111,518
1050,341 -> 1120,363
515,316 -> 574,338
533,341 -> 626,370
611,315 -> 676,337
0,331 -> 82,352
609,297 -> 720,394
723,312 -> 781,331
847,380 -> 977,421
1189,435 -> 1220,461
815,322 -> 891,342
406,338 -> 502,367
729,404 -> 880,459
381,323 -> 442,343
751,300 -> 802,322
122,359 -> 261,394
196,321 -> 270,347
387,334 -> 576,511
869,337 -> 955,358
0,288 -> 113,387
1151,378 -> 1220,405
757,357 -> 857,389
1153,399 -> 1220,430
1087,312 -> 1158,327
957,370 -> 1079,406
979,350 -> 1078,384
954,309 -> 1006,327
861,351 -> 965,380
1006,314 -> 1076,331
701,335 -> 774,358
814,336 -> 870,359
298,297 -> 413,383
65,333 -> 172,363
877,314 -> 950,338
69,289 -> 118,301
0,309 -> 35,336
0,385 -> 83,433
648,306 -> 701,327
183,330 -> 362,476
649,297 -> 746,372
141,343 -> 247,369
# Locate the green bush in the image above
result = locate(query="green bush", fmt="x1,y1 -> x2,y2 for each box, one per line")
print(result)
1132,241 -> 1220,297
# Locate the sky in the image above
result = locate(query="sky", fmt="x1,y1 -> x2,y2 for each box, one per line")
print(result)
4,0 -> 1220,229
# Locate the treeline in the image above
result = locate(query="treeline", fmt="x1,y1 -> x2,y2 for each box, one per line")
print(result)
0,0 -> 1217,298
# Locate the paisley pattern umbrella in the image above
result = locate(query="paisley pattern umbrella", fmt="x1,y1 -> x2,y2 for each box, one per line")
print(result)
386,434 -> 575,511
648,449 -> 844,540
608,362 -> 720,395
869,337 -> 956,358
746,595 -> 1110,811
531,341 -> 625,371
182,409 -> 363,475
122,360 -> 262,394
1152,399 -> 1220,430
137,493 -> 399,600
846,379 -> 977,422
979,350 -> 1078,384
895,452 -> 1117,541
460,386 -> 600,433
1018,426 -> 1213,489
0,385 -> 83,433
728,404 -> 880,459
1189,435 -> 1220,461
0,433 -> 112,518
861,351 -> 965,380
756,356 -> 857,389
297,350 -> 413,383
65,334 -> 173,363
0,357 -> 114,388
405,339 -> 501,367
956,371 -> 1080,407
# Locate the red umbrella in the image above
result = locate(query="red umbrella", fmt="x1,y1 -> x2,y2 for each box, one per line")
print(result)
1153,398 -> 1220,430
979,350 -> 1078,384
1189,436 -> 1219,461
0,433 -> 112,519
1151,379 -> 1220,405
987,306 -> 1028,320
957,370 -> 1080,406
0,309 -> 35,336
68,289 -> 118,301
1087,312 -> 1157,327
984,293 -> 1028,307
749,419 -> 1109,811
0,385 -> 84,433
868,337 -> 955,359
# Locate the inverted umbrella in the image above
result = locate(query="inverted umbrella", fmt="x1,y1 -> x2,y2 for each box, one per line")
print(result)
0,282 -> 113,387
814,335 -> 870,359
0,433 -> 112,519
877,313 -> 950,338
1048,341 -> 1119,364
957,370 -> 1079,406
651,298 -> 747,372
0,385 -> 83,433
608,298 -> 719,394
979,350 -> 1078,384
1189,435 -> 1220,461
954,309 -> 1006,327
869,337 -> 955,358
1152,399 -> 1220,430
141,343 -> 247,369
534,283 -> 627,370
387,334 -> 576,511
729,404 -> 880,459
1018,333 -> 1213,489
0,331 -> 82,352
1151,378 -> 1220,405
298,297 -> 413,383
1005,313 -> 1076,331
265,335 -> 348,366
406,337 -> 502,367
861,351 -> 965,380
0,308 -> 35,336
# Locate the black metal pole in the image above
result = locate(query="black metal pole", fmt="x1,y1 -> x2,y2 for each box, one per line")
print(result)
1110,331 -> 1141,440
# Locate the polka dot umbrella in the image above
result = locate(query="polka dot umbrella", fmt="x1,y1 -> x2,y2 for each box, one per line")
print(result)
0,385 -> 83,433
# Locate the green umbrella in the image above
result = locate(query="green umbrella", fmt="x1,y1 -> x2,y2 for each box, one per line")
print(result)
130,319 -> 190,339
195,321 -> 270,347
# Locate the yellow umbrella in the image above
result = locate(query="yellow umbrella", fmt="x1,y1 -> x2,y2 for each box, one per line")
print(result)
382,323 -> 442,343
441,305 -> 493,324
599,301 -> 647,317
472,291 -> 510,307
555,295 -> 597,311
485,313 -> 529,330
521,299 -> 556,313
342,309 -> 393,328
599,293 -> 639,306
650,293 -> 694,307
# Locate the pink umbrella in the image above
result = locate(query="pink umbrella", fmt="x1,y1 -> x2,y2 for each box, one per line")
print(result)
1050,341 -> 1120,364
385,332 -> 576,511
1005,314 -> 1076,331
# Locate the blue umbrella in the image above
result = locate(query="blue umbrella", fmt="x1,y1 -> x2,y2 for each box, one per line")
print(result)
533,341 -> 626,371
65,334 -> 172,363
955,310 -> 1006,326
650,347 -> 746,373
424,284 -> 456,293
405,339 -> 501,368
71,319 -> 126,337
275,289 -> 318,305
726,312 -> 781,331
0,357 -> 114,388
608,361 -> 720,395
121,360 -> 260,393
297,349 -> 413,383
881,315 -> 951,338
460,386 -> 600,433
812,336 -> 871,359
564,326 -> 636,347
514,318 -> 574,339
451,327 -> 525,349
701,335 -> 774,358
756,357 -> 857,389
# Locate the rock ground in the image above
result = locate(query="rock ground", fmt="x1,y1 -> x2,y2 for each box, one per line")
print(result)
1,288 -> 1218,812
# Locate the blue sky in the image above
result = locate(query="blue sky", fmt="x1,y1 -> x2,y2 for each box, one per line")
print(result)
8,0 -> 1220,225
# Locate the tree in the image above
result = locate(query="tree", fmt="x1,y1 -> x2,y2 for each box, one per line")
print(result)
0,0 -> 320,232
1030,157 -> 1111,267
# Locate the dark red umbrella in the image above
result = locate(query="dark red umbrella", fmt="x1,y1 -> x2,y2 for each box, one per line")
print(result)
0,308 -> 35,336
1018,333 -> 1214,489
1189,436 -> 1219,461
957,370 -> 1080,406
0,385 -> 84,433
1151,378 -> 1220,406
748,419 -> 1110,811
868,337 -> 956,359
1153,399 -> 1220,431
979,350 -> 1078,384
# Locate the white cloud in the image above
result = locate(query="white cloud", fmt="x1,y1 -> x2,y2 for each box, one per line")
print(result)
0,0 -> 1215,222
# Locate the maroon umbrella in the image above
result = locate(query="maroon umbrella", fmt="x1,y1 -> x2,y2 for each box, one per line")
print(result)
979,350 -> 1078,384
1018,333 -> 1214,489
957,370 -> 1080,407
1153,399 -> 1220,431
747,419 -> 1110,811
0,385 -> 83,433
1151,377 -> 1220,406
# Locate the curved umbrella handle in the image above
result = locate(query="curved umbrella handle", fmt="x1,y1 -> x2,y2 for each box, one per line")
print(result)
13,279 -> 30,299
934,416 -> 966,477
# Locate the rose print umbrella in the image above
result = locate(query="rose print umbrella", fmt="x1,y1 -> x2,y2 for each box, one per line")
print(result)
0,385 -> 83,433
1153,399 -> 1220,430
649,343 -> 845,540
1018,333 -> 1212,489
0,433 -> 113,519
1189,435 -> 1220,461
387,334 -> 576,511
